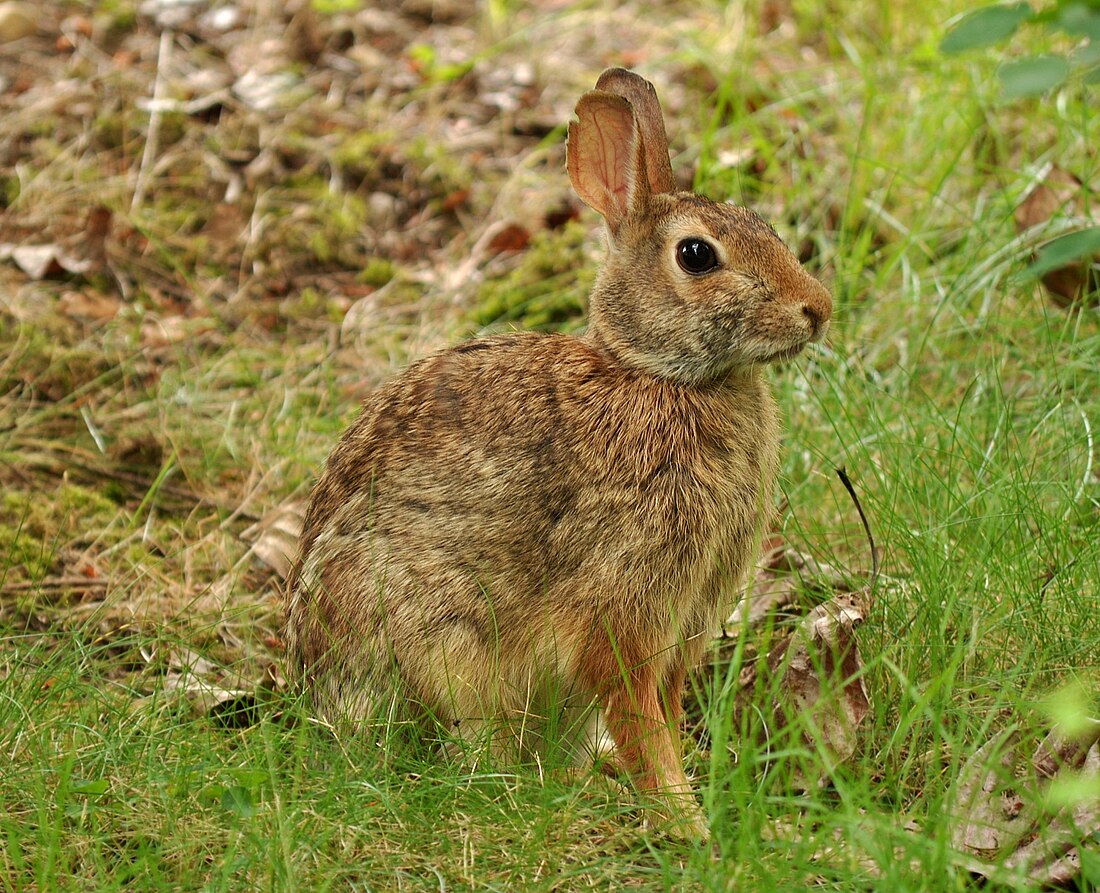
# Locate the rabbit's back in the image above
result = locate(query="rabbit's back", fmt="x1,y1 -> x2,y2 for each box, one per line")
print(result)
286,332 -> 779,728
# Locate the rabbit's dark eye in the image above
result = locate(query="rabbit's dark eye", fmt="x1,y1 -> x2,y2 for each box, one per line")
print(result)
676,239 -> 718,275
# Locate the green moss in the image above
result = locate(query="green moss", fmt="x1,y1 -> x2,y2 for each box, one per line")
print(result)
469,222 -> 594,332
156,110 -> 188,149
0,484 -> 123,583
358,257 -> 396,287
97,0 -> 138,31
0,320 -> 117,403
332,130 -> 396,180
259,174 -> 371,268
93,110 -> 128,151
332,129 -> 471,198
282,287 -> 351,322
0,174 -> 18,208
307,192 -> 368,263
406,135 -> 472,198
407,43 -> 475,84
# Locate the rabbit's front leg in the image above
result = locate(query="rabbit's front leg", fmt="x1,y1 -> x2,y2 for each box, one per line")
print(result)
599,663 -> 708,838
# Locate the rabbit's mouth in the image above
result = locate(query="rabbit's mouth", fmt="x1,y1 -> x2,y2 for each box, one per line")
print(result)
762,343 -> 809,364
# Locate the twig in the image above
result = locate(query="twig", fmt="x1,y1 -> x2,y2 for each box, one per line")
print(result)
131,29 -> 174,214
836,467 -> 880,590
1,577 -> 110,594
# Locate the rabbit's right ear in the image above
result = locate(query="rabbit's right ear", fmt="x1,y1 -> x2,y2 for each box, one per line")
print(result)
567,92 -> 648,233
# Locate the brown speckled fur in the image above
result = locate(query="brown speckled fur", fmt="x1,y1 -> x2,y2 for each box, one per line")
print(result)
285,69 -> 832,837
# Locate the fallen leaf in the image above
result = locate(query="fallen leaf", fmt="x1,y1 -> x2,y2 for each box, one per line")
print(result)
725,542 -> 852,631
1015,168 -> 1078,232
1032,719 -> 1100,778
761,812 -> 926,879
950,728 -> 1026,857
486,222 -> 531,254
168,646 -> 219,677
140,315 -> 214,348
241,499 -> 305,580
544,204 -> 580,230
440,189 -> 470,212
0,243 -> 93,280
0,1 -> 35,43
1003,745 -> 1099,885
199,203 -> 247,261
60,14 -> 92,38
232,69 -> 305,112
84,205 -> 112,256
724,542 -> 800,629
720,471 -> 878,786
735,590 -> 871,789
163,671 -> 256,722
1015,166 -> 1100,306
58,290 -> 121,321
199,6 -> 241,32
949,716 -> 1100,886
726,571 -> 800,630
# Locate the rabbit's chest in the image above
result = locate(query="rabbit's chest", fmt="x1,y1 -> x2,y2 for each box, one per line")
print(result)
637,391 -> 779,539
644,429 -> 777,566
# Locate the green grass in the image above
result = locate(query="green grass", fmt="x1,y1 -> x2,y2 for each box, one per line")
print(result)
2,0 -> 1099,889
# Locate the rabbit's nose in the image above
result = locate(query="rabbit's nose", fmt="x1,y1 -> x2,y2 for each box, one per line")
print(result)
800,284 -> 832,340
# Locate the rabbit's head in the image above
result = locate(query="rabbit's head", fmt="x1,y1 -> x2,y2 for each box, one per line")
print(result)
568,69 -> 832,385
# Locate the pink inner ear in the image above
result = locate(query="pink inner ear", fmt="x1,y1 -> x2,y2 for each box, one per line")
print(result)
569,92 -> 643,226
590,106 -> 634,211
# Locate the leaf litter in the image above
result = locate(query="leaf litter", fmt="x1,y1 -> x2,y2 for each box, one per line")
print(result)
948,717 -> 1100,886
1014,163 -> 1100,307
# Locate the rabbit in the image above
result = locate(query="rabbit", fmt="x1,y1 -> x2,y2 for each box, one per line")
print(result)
285,67 -> 832,838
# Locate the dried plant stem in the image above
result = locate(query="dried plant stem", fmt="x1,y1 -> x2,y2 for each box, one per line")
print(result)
836,467 -> 880,590
131,29 -> 174,215
1,577 -> 109,594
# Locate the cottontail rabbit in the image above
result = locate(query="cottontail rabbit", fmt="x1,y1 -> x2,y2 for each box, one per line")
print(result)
286,68 -> 831,837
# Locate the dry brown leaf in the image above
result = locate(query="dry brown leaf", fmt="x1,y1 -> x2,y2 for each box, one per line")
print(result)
232,69 -> 304,112
950,728 -> 1026,857
761,813 -> 925,878
0,2 -> 35,43
140,315 -> 215,348
725,542 -> 802,629
723,472 -> 878,785
1015,166 -> 1100,307
486,222 -> 531,254
726,570 -> 800,630
241,498 -> 306,580
167,646 -> 219,677
163,670 -> 256,719
949,718 -> 1100,886
160,645 -> 265,724
83,205 -> 112,260
58,289 -> 121,321
198,203 -> 247,263
0,242 -> 93,279
736,590 -> 871,788
1014,167 -> 1080,232
1003,746 -> 1099,885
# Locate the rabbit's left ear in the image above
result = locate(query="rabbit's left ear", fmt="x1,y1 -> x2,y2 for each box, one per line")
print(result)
594,68 -> 675,196
567,90 -> 648,234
